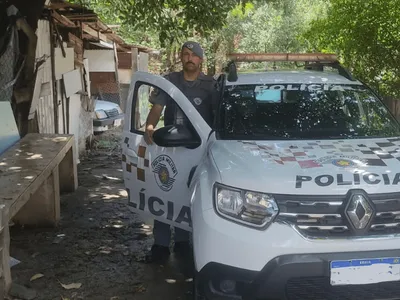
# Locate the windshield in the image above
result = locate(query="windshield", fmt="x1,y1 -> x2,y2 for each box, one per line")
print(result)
217,83 -> 400,140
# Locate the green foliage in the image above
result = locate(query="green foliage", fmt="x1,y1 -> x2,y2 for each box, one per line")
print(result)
70,0 -> 400,104
69,0 -> 160,48
303,0 -> 400,98
200,0 -> 327,73
73,0 -> 261,48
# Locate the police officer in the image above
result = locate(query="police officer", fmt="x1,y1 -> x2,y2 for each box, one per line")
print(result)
144,41 -> 219,263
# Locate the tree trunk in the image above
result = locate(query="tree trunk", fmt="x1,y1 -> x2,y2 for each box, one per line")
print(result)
8,0 -> 45,137
207,38 -> 220,76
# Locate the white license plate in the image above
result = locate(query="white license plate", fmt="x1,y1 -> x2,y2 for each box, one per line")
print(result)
114,119 -> 122,126
330,258 -> 400,286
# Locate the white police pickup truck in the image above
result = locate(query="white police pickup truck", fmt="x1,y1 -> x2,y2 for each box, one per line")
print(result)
122,53 -> 400,300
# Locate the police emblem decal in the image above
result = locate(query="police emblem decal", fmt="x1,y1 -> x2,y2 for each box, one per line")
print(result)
331,158 -> 356,168
152,155 -> 178,192
193,97 -> 202,105
316,155 -> 366,168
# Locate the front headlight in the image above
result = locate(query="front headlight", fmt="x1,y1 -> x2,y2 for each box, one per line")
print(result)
214,183 -> 279,228
95,110 -> 107,119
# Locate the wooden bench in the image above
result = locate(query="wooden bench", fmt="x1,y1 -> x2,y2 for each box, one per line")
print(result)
0,133 -> 78,298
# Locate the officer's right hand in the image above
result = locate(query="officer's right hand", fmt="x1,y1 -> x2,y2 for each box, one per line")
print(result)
144,125 -> 155,145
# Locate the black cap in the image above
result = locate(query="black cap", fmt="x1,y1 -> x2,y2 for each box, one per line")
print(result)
181,41 -> 204,59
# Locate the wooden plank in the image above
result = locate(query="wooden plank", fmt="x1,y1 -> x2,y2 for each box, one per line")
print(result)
82,23 -> 108,42
67,32 -> 83,48
51,10 -> 77,28
139,52 -> 149,72
0,205 -> 11,296
96,20 -> 109,32
63,69 -> 83,98
0,133 -> 77,296
132,47 -> 139,73
117,45 -> 131,53
105,32 -> 124,45
67,32 -> 84,66
46,2 -> 82,9
0,134 -> 74,210
75,59 -> 84,67
28,63 -> 45,120
12,166 -> 60,227
64,14 -> 97,21
7,143 -> 72,220
53,21 -> 66,57
89,72 -> 116,84
118,52 -> 132,69
82,33 -> 98,41
14,17 -> 38,104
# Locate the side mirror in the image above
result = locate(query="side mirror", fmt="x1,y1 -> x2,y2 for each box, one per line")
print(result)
153,125 -> 201,148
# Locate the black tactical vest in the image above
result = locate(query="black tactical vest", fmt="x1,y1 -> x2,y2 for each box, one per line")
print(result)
163,71 -> 216,127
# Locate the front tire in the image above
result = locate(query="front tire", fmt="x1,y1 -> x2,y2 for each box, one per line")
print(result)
193,273 -> 207,300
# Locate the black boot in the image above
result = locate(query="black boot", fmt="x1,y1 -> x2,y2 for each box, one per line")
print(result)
173,241 -> 192,258
145,244 -> 170,264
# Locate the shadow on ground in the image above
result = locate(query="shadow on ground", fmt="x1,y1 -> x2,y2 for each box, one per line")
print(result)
9,129 -> 194,300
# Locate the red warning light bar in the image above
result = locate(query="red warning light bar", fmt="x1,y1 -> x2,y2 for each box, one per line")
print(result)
227,53 -> 338,63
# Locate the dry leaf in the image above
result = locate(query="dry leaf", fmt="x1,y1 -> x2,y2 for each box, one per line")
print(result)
134,284 -> 146,293
165,279 -> 176,284
60,282 -> 82,290
30,273 -> 44,281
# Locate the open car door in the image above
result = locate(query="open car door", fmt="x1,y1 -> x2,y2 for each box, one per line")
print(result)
121,71 -> 211,232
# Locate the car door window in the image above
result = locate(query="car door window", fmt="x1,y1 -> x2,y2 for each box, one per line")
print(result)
131,82 -> 195,134
131,84 -> 162,133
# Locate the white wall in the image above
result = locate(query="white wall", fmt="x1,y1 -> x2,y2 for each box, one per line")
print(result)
55,46 -> 74,80
69,94 -> 81,160
117,69 -> 132,84
35,20 -> 55,134
84,50 -> 116,72
56,66 -> 93,161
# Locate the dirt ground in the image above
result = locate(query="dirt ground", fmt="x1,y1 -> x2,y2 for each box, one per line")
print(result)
9,128 -> 194,300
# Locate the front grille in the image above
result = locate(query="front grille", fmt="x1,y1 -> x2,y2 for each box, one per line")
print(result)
275,193 -> 400,238
105,108 -> 119,118
286,277 -> 400,300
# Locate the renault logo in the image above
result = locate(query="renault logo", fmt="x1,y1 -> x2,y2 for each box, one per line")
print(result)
346,194 -> 373,229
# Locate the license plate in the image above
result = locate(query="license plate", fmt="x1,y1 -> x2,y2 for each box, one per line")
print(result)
330,258 -> 400,286
114,119 -> 122,126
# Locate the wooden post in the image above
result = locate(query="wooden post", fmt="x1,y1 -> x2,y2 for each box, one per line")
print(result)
132,47 -> 139,74
59,142 -> 78,193
49,17 -> 59,134
139,52 -> 149,72
12,167 -> 61,227
0,205 -> 11,297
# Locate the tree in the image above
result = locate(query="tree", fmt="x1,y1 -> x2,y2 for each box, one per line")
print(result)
303,0 -> 400,98
200,0 -> 327,74
75,0 -> 327,74
74,0 -> 267,71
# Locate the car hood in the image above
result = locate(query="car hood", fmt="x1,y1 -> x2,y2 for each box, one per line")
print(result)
210,138 -> 400,195
95,100 -> 119,111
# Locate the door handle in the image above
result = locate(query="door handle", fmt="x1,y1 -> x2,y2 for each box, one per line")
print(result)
126,149 -> 139,165
126,149 -> 138,158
